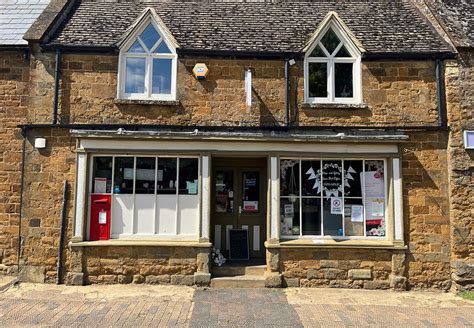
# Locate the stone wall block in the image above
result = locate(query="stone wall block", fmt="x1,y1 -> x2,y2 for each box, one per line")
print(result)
266,249 -> 280,272
348,269 -> 372,280
170,274 -> 194,286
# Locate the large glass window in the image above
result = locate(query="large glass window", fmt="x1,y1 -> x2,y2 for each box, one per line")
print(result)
280,158 -> 386,238
90,156 -> 199,239
119,21 -> 177,100
305,24 -> 361,104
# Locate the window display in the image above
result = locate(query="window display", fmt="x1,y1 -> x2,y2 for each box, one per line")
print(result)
280,158 -> 386,238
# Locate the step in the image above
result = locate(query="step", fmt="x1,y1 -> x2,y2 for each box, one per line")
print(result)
211,264 -> 266,277
210,275 -> 266,288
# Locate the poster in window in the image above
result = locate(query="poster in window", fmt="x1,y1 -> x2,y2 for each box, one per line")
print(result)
362,171 -> 385,198
94,178 -> 107,194
330,197 -> 343,215
351,205 -> 364,222
322,161 -> 343,197
243,201 -> 258,212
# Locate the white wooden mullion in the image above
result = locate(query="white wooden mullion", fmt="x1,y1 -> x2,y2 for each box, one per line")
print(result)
175,157 -> 180,235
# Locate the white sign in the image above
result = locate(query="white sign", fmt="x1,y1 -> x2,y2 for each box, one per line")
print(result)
464,131 -> 474,149
362,172 -> 385,198
98,210 -> 107,224
94,178 -> 107,194
284,204 -> 294,215
366,198 -> 384,218
243,201 -> 258,212
351,205 -> 364,222
330,197 -> 343,215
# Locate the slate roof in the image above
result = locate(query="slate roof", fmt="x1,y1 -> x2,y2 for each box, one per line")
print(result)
46,0 -> 454,56
0,0 -> 50,46
429,0 -> 474,48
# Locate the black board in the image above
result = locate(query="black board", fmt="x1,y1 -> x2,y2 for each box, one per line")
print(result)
229,229 -> 249,260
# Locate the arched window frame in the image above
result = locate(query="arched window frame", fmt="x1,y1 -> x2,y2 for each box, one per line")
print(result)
117,17 -> 177,101
304,20 -> 362,104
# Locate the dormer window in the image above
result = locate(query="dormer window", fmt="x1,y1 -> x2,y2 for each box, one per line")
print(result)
304,18 -> 362,104
118,17 -> 177,101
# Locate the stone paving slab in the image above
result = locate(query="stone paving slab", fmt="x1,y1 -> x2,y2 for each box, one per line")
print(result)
0,283 -> 472,327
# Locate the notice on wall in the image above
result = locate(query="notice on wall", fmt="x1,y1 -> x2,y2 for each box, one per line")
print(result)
186,180 -> 198,194
284,203 -> 294,215
351,205 -> 364,222
366,198 -> 384,218
124,168 -> 134,180
362,172 -> 385,198
94,178 -> 107,194
330,197 -> 343,215
136,168 -> 155,181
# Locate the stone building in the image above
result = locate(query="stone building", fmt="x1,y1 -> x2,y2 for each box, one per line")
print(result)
0,0 -> 471,290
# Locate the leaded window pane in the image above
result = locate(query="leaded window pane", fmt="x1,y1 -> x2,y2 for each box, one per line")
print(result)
140,24 -> 160,50
152,58 -> 172,94
308,62 -> 327,98
335,63 -> 353,98
320,28 -> 341,55
125,57 -> 146,94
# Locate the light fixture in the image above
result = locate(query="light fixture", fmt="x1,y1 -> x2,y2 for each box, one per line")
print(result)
34,137 -> 46,149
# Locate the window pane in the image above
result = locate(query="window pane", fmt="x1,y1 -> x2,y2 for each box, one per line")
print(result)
322,160 -> 342,197
364,160 -> 386,237
154,41 -> 172,54
113,157 -> 134,194
242,171 -> 259,213
127,40 -> 146,53
335,45 -> 351,57
335,63 -> 353,98
139,23 -> 160,50
302,198 -> 321,235
92,157 -> 112,194
344,160 -> 363,197
135,157 -> 156,194
152,58 -> 172,94
125,57 -> 145,94
302,160 -> 321,196
310,44 -> 326,57
344,198 -> 364,236
320,28 -> 341,55
179,158 -> 199,195
157,157 -> 177,195
308,63 -> 327,98
281,198 -> 300,236
280,160 -> 299,197
215,170 -> 234,213
323,198 -> 343,235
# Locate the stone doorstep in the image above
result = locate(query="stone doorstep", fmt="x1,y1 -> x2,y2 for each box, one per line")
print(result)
211,265 -> 266,277
210,275 -> 266,288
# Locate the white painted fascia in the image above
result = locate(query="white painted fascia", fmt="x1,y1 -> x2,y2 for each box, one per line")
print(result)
303,11 -> 365,55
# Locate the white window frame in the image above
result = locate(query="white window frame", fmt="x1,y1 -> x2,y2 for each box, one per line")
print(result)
304,22 -> 362,104
279,157 -> 388,240
88,154 -> 200,240
117,18 -> 177,101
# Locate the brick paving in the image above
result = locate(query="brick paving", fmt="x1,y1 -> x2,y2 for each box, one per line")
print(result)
0,284 -> 472,327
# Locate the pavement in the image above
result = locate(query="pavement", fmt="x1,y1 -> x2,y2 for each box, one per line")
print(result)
0,282 -> 472,327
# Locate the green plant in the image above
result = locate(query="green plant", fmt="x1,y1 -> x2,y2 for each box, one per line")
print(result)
458,291 -> 474,301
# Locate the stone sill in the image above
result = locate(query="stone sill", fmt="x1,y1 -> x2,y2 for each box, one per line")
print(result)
69,240 -> 212,248
114,99 -> 181,106
266,239 -> 406,250
302,103 -> 369,110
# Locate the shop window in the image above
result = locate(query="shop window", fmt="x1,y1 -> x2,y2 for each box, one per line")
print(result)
280,158 -> 386,238
118,20 -> 177,101
90,156 -> 199,239
304,23 -> 361,104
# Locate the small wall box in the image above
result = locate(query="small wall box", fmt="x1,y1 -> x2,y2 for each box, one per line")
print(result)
192,63 -> 209,80
464,131 -> 474,149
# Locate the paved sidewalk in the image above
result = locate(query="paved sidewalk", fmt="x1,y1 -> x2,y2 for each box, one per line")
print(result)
0,283 -> 472,327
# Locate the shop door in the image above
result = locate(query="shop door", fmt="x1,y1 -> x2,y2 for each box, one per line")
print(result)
211,158 -> 267,259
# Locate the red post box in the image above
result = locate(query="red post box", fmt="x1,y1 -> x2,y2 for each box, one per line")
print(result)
89,195 -> 111,241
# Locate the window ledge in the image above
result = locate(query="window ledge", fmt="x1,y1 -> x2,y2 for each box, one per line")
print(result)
69,240 -> 211,248
302,103 -> 369,110
115,99 -> 180,106
265,239 -> 406,250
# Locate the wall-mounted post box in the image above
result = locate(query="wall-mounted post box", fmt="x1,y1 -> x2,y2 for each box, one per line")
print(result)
89,195 -> 111,241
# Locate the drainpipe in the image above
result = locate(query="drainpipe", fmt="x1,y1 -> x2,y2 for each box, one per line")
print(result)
52,48 -> 61,125
436,59 -> 447,128
17,128 -> 27,274
284,58 -> 290,127
56,180 -> 68,284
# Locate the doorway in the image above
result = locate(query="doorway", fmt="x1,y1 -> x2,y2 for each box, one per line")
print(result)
211,157 -> 267,259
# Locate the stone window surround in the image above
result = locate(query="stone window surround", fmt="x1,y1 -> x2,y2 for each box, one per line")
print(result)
304,19 -> 362,105
72,137 -> 404,249
117,17 -> 178,102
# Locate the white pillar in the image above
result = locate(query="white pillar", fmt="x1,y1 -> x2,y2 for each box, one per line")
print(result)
270,156 -> 279,240
200,155 -> 210,241
73,152 -> 87,241
392,158 -> 404,242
